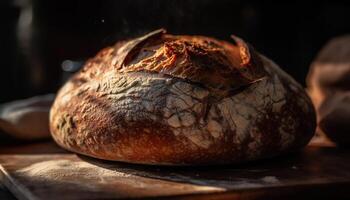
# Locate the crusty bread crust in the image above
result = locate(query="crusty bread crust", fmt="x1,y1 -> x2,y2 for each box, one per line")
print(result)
50,30 -> 315,165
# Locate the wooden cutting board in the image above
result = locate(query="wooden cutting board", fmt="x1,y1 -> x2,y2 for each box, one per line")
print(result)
0,141 -> 350,200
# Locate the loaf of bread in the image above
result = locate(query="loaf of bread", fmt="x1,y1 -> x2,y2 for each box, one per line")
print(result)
50,29 -> 316,165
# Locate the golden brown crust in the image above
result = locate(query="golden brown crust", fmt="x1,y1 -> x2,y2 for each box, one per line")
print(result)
116,29 -> 266,96
50,30 -> 316,165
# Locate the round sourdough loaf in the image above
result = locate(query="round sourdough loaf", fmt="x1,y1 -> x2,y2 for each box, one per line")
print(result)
50,29 -> 316,165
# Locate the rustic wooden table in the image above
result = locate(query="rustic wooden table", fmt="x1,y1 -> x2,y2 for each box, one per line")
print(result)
0,136 -> 349,200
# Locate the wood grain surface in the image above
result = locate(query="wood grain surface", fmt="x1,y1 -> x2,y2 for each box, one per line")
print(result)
0,140 -> 349,200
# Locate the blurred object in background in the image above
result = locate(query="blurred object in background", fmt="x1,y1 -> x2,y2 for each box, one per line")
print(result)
1,0 -> 350,103
61,59 -> 84,83
16,0 -> 49,98
319,93 -> 350,146
0,94 -> 54,140
0,0 -> 21,103
307,35 -> 350,146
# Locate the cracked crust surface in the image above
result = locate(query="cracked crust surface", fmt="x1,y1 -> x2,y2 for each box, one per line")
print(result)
50,30 -> 316,165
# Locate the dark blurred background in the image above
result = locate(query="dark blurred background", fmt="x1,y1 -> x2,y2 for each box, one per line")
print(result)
1,0 -> 350,103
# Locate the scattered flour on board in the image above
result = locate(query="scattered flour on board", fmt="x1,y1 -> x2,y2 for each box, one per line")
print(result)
261,176 -> 280,184
16,159 -> 131,190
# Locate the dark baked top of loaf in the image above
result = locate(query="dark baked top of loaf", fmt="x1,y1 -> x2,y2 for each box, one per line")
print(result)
114,29 -> 266,93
